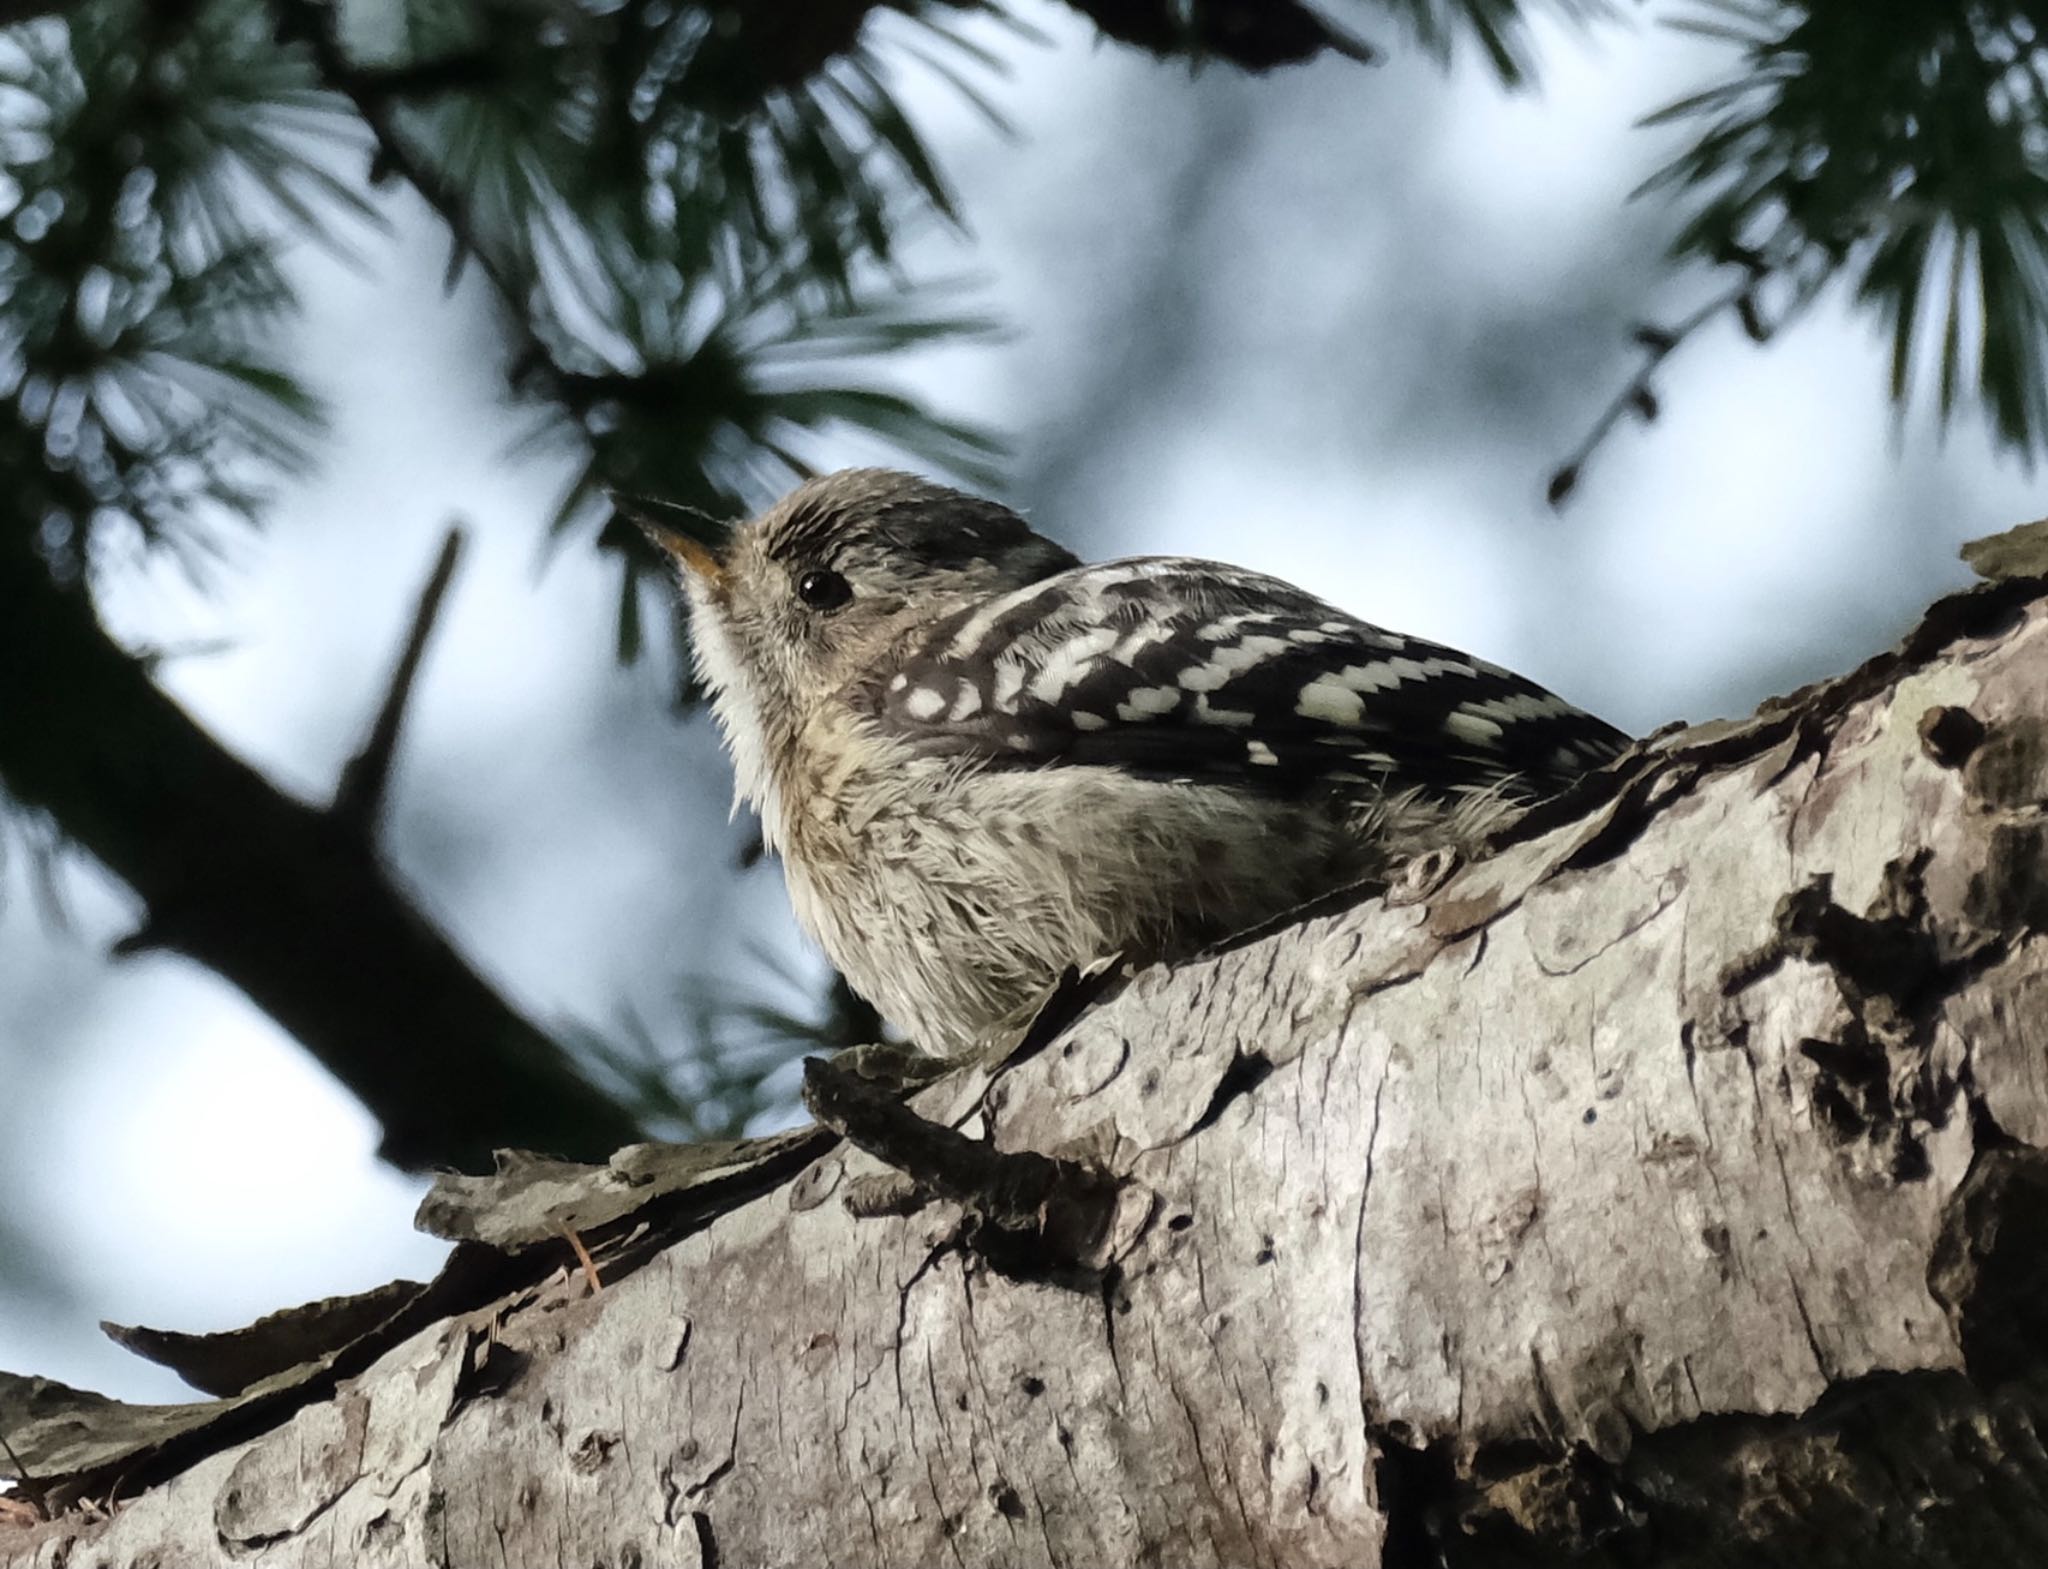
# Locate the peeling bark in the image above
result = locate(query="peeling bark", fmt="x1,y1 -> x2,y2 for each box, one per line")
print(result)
8,567 -> 2048,1567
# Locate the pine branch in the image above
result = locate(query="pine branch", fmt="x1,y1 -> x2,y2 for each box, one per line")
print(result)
1643,0 -> 2048,459
342,47 -> 499,99
0,0 -> 81,23
1546,268 -> 1764,507
1058,0 -> 1377,68
275,0 -> 555,384
332,524 -> 465,832
0,511 -> 644,1172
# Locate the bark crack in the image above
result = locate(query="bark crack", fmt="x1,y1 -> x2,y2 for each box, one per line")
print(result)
891,1238 -> 956,1416
1787,1275 -> 1834,1383
1352,1057 -> 1391,1441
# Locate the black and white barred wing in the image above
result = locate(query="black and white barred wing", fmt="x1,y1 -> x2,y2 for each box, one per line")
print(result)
866,558 -> 1628,800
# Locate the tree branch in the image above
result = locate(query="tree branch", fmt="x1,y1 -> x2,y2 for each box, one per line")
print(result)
332,524 -> 464,832
1546,272 -> 1762,507
0,525 -> 643,1172
278,0 -> 546,344
1057,0 -> 1376,68
11,552 -> 2048,1565
0,0 -> 77,28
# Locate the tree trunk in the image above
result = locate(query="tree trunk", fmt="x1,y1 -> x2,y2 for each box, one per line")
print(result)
7,557 -> 2048,1567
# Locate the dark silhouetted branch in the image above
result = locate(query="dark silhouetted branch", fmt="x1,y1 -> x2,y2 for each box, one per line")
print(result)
1057,0 -> 1376,68
1547,267 -> 1769,508
0,0 -> 76,27
0,522 -> 644,1172
333,524 -> 465,833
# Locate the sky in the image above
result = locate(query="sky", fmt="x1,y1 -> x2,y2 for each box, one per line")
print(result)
1,2 -> 2041,1404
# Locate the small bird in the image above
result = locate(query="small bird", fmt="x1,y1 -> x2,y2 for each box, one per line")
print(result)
632,469 -> 1626,1058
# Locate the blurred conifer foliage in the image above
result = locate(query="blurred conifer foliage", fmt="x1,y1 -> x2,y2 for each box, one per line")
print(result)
0,0 -> 2044,1167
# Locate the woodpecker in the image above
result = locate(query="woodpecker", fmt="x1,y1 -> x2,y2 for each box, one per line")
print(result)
632,469 -> 1625,1057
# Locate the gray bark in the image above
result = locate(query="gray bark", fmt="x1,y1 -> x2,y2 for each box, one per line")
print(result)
7,561 -> 2048,1567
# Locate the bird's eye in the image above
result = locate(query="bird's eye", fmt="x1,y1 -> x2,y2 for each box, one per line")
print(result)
796,568 -> 852,610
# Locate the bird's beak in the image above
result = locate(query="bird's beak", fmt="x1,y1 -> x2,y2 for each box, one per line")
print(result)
615,494 -> 727,589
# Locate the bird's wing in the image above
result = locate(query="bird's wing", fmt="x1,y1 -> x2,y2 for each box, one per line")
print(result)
861,557 -> 1627,800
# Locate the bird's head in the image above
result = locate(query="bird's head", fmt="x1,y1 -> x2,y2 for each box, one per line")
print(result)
627,468 -> 1077,827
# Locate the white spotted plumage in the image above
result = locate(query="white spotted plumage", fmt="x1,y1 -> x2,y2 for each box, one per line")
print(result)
647,468 -> 1627,1057
873,554 -> 1623,808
